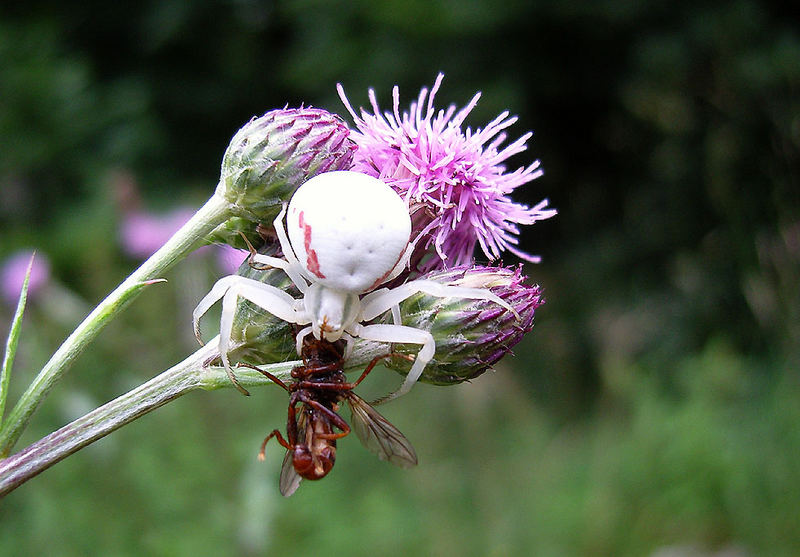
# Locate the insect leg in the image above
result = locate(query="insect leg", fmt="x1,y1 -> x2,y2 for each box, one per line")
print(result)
298,352 -> 414,391
285,392 -> 301,446
296,393 -> 351,440
236,362 -> 291,391
350,352 -> 415,388
259,429 -> 292,461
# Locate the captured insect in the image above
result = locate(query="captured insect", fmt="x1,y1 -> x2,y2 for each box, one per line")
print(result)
246,334 -> 417,497
194,170 -> 518,401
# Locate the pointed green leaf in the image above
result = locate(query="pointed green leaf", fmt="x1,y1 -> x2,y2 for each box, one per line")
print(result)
0,254 -> 35,426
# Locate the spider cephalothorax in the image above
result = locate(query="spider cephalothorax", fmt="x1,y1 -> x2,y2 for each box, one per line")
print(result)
194,170 -> 516,401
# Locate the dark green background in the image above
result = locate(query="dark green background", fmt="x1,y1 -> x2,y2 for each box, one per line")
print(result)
1,1 -> 798,555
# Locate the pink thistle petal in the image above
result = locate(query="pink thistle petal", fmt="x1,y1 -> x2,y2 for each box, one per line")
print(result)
338,74 -> 556,271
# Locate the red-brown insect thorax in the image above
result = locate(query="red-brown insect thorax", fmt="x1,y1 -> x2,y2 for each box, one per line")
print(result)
285,339 -> 345,481
297,337 -> 345,371
291,337 -> 347,388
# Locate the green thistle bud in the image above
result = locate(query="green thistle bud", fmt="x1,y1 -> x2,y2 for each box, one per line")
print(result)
378,265 -> 543,384
210,108 -> 356,247
220,260 -> 542,387
224,244 -> 297,366
207,217 -> 266,251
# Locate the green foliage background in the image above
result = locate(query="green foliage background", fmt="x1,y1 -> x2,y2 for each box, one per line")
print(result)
1,1 -> 798,555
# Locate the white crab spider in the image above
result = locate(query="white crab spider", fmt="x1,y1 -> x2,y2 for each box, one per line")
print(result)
194,170 -> 517,401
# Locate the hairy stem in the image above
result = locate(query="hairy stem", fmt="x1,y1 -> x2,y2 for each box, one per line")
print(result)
0,336 -> 399,497
0,341 -> 298,498
0,193 -> 232,457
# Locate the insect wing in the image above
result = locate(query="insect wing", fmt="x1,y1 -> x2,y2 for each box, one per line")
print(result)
278,411 -> 305,497
347,393 -> 417,468
279,448 -> 302,497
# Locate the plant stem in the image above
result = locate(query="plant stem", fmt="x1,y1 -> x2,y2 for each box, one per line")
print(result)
0,192 -> 232,457
0,336 -> 399,497
0,341 -> 298,498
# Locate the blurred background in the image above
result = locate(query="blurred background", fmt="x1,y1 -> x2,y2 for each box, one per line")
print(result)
1,1 -> 798,555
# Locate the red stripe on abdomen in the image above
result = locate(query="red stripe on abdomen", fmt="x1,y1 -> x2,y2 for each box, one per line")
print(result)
298,211 -> 325,278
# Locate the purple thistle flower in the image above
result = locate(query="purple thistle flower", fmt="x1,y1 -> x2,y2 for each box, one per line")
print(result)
337,74 -> 556,272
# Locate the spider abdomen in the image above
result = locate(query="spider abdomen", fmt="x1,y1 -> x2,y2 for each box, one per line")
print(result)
286,171 -> 411,293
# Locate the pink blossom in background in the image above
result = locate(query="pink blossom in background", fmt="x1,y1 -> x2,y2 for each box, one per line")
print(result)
1,251 -> 51,305
119,207 -> 196,259
338,74 -> 557,271
215,244 -> 248,274
117,196 -> 247,271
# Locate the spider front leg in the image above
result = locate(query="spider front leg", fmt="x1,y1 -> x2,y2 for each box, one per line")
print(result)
194,276 -> 307,395
355,279 -> 518,401
248,204 -> 310,294
193,275 -> 246,344
272,203 -> 311,284
360,279 -> 519,322
365,287 -> 403,326
352,323 -> 436,403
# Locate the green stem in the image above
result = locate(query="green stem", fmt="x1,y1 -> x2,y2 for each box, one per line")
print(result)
0,335 -> 399,497
0,192 -> 233,457
0,341 -> 298,498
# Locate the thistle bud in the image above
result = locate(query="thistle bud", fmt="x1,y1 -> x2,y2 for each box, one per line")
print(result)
218,259 -> 542,387
378,265 -> 544,384
224,244 -> 297,365
207,216 -> 265,251
210,108 -> 357,247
